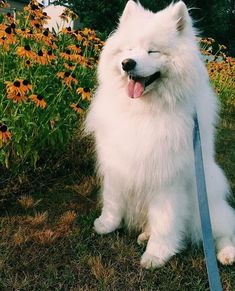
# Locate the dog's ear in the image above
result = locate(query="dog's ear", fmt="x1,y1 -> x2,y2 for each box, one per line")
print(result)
172,1 -> 189,32
120,0 -> 137,23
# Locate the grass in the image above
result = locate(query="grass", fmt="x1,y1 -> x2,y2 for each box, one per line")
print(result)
0,110 -> 234,290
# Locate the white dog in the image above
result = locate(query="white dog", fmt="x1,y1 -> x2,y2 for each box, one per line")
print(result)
85,0 -> 235,269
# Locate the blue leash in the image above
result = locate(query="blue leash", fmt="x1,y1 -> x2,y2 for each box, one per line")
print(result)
193,113 -> 222,291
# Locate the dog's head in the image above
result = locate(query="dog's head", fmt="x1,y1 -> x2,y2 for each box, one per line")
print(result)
98,1 -> 202,100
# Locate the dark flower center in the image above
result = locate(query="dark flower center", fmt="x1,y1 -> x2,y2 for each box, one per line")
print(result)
65,49 -> 71,55
38,50 -> 43,56
0,124 -> 7,132
26,60 -> 31,65
21,28 -> 26,31
5,26 -> 12,34
47,50 -> 52,55
76,44 -> 80,48
83,87 -> 90,93
7,12 -> 11,17
72,73 -> 76,78
43,12 -> 47,16
35,23 -> 40,28
24,44 -> 31,51
43,30 -> 49,36
64,71 -> 70,77
10,23 -> 16,29
31,4 -> 39,10
17,92 -> 21,96
23,79 -> 29,86
13,81 -> 21,87
68,62 -> 73,67
67,27 -> 72,31
37,94 -> 43,100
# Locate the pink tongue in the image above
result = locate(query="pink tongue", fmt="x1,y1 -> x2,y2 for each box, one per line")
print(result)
127,79 -> 145,98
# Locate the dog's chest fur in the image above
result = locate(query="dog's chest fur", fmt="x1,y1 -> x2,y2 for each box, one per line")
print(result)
94,97 -> 194,190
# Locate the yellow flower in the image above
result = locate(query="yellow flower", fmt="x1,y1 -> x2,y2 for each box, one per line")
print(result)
0,24 -> 16,44
15,27 -> 31,37
16,45 -> 36,58
60,49 -> 80,62
7,92 -> 27,103
30,94 -> 47,108
36,49 -> 49,65
46,50 -> 56,62
77,87 -> 91,101
71,103 -> 83,114
64,62 -> 76,70
68,44 -> 81,53
57,71 -> 78,88
24,60 -> 33,67
0,123 -> 11,144
5,79 -> 32,96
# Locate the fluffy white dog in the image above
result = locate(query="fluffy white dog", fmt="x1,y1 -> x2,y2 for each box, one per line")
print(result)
85,0 -> 235,268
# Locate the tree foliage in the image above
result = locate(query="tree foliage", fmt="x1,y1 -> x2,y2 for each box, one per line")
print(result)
54,0 -> 235,55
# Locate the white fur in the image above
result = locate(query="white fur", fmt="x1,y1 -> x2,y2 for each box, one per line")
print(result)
85,1 -> 235,268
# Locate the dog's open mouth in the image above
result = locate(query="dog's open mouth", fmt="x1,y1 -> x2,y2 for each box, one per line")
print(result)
127,71 -> 161,98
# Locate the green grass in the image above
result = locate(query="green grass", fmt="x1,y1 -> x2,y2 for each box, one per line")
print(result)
0,110 -> 234,290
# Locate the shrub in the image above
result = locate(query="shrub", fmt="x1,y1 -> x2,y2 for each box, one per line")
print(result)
200,38 -> 235,111
0,1 -> 234,201
0,0 -> 103,170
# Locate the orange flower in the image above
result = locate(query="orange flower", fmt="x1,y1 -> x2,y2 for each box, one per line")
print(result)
0,24 -> 16,44
83,39 -> 90,47
5,79 -> 32,96
71,103 -> 83,114
68,44 -> 81,53
62,8 -> 78,21
60,49 -> 80,62
57,71 -> 78,88
77,87 -> 91,101
36,49 -> 48,65
46,50 -> 56,62
24,60 -> 33,67
36,29 -> 56,46
17,45 -> 36,58
15,27 -> 31,37
64,62 -> 76,70
22,79 -> 32,92
30,94 -> 46,108
83,28 -> 96,36
7,92 -> 27,103
0,36 -> 10,50
61,26 -> 74,35
0,123 -> 11,144
60,13 -> 69,22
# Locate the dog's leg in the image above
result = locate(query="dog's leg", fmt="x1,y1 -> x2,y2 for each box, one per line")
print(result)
204,163 -> 235,265
94,175 -> 124,235
140,182 -> 188,269
137,225 -> 150,246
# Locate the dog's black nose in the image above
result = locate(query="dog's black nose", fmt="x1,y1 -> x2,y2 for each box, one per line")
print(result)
122,58 -> 136,72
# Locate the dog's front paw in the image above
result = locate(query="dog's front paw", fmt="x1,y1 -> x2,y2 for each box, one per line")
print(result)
217,246 -> 235,265
140,251 -> 166,269
137,232 -> 150,246
94,217 -> 119,235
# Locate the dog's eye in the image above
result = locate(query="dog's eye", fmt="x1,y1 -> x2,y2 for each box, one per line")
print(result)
148,50 -> 160,54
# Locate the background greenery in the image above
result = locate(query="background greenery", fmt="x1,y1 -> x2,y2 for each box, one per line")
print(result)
0,1 -> 234,289
54,0 -> 235,56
